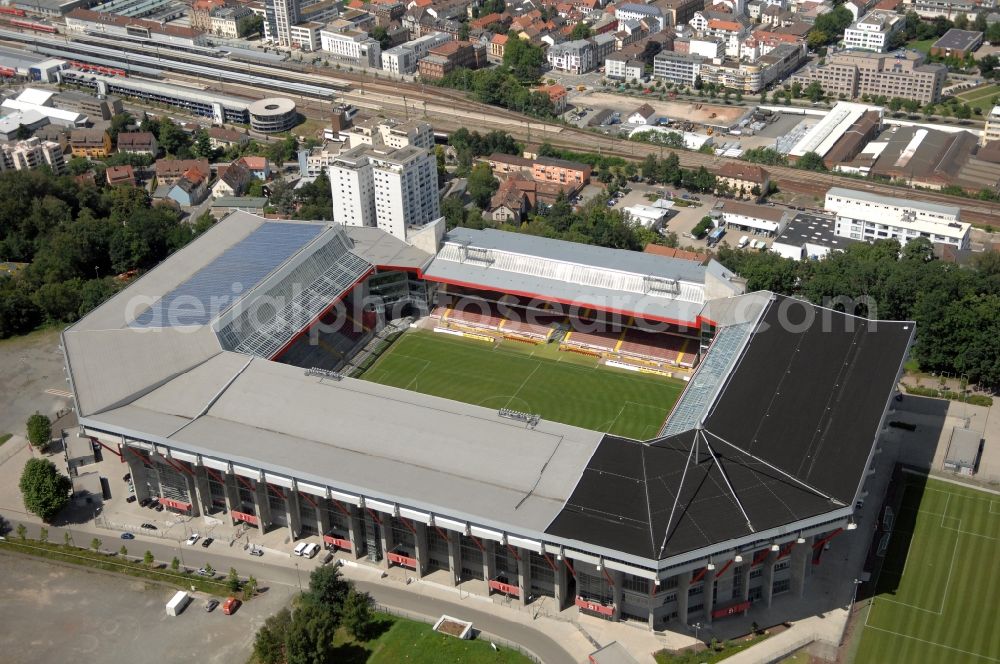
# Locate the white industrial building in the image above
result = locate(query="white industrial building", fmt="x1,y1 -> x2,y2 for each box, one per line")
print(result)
381,32 -> 452,75
842,10 -> 904,52
788,102 -> 882,160
825,187 -> 970,248
320,28 -> 382,67
771,212 -> 859,260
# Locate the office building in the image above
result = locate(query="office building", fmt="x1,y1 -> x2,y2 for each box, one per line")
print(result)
790,50 -> 947,104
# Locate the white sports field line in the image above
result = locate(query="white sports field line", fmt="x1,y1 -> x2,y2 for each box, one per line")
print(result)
862,625 -> 1000,663
44,388 -> 73,398
863,482 -> 1000,662
503,362 -> 541,410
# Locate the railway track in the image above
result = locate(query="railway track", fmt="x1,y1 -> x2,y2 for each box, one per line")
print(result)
4,28 -> 997,225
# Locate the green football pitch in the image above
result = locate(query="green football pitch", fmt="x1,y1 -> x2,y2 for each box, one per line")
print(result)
359,330 -> 686,439
855,476 -> 1000,664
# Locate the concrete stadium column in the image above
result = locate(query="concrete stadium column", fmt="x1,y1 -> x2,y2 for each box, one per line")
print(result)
413,522 -> 429,578
253,481 -> 270,533
223,474 -> 240,516
553,555 -> 569,610
192,466 -> 212,516
791,537 -> 813,597
317,502 -> 331,538
378,512 -> 393,569
180,469 -> 201,517
676,570 -> 692,625
347,506 -> 365,560
739,563 -> 751,602
484,540 -> 497,584
285,488 -> 302,540
611,569 -> 624,621
703,569 -> 717,624
123,451 -> 151,502
763,550 -> 779,607
517,547 -> 531,606
447,532 -> 462,586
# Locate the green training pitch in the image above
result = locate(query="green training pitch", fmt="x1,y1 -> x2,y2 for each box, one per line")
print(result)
360,330 -> 686,440
855,476 -> 1000,664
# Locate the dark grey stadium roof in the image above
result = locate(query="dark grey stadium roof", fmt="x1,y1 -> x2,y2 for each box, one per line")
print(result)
546,296 -> 914,560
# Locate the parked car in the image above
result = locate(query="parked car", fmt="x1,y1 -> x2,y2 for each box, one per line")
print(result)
248,547 -> 263,557
185,534 -> 200,546
140,523 -> 157,530
222,597 -> 241,615
201,537 -> 214,548
196,567 -> 213,577
205,599 -> 219,612
122,473 -> 131,482
139,498 -> 150,508
126,495 -> 137,503
120,532 -> 135,540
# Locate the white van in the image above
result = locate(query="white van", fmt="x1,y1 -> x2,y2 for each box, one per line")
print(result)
737,235 -> 750,249
302,542 -> 321,559
293,542 -> 309,556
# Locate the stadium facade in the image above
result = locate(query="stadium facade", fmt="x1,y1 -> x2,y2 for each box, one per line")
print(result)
63,213 -> 914,630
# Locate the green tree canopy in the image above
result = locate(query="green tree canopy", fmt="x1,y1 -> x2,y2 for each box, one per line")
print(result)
467,162 -> 499,208
503,35 -> 546,84
26,412 -> 51,448
19,457 -> 71,522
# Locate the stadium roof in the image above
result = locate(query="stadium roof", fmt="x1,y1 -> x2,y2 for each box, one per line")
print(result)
64,216 -> 912,570
423,228 -> 743,325
545,296 -> 914,560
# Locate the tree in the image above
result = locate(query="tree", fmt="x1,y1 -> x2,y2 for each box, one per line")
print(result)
467,162 -> 499,208
26,412 -> 51,449
191,130 -> 215,160
39,526 -> 48,543
16,523 -> 26,540
570,22 -> 592,39
243,575 -> 258,601
204,562 -> 215,577
143,550 -> 155,566
371,25 -> 391,50
254,608 -> 293,664
15,123 -> 30,140
304,564 -> 351,610
91,537 -> 102,552
795,151 -> 827,171
157,118 -> 191,157
108,112 -> 133,143
19,457 -> 71,522
227,567 -> 242,593
119,544 -> 128,557
285,601 -> 340,664
804,81 -> 825,102
171,556 -> 180,572
341,588 -> 376,640
268,178 -> 296,216
503,35 -> 545,84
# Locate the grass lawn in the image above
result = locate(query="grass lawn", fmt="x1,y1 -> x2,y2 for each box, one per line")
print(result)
331,616 -> 533,664
0,433 -> 11,446
654,634 -> 769,663
955,84 -> 1000,112
360,330 -> 686,440
908,38 -> 935,54
855,476 -> 1000,664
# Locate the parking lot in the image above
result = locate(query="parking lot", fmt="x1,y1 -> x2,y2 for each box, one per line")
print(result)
0,554 -> 294,664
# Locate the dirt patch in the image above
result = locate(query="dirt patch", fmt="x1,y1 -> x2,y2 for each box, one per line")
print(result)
580,92 -> 750,127
436,619 -> 467,637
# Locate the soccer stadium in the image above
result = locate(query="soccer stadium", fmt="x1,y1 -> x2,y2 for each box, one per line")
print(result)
62,212 -> 914,630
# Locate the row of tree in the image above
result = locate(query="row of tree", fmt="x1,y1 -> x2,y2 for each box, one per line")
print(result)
716,239 -> 1000,388
254,565 -> 375,664
0,169 -> 214,338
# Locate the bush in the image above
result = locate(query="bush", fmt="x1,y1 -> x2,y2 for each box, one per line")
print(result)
26,412 -> 51,449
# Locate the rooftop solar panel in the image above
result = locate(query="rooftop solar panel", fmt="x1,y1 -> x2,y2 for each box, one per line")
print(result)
132,222 -> 326,328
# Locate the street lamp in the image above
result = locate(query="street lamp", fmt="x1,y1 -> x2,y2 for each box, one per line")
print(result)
691,621 -> 703,641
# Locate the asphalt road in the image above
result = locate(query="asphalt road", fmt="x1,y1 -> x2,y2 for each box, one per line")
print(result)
0,517 -> 578,664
